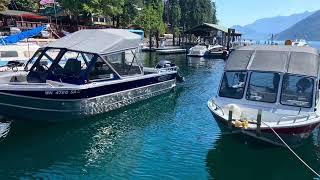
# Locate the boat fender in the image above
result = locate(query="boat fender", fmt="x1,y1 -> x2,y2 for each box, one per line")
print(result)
225,104 -> 242,119
234,120 -> 242,128
233,120 -> 248,129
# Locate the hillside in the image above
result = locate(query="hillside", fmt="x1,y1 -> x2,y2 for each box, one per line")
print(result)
232,11 -> 314,40
276,10 -> 320,41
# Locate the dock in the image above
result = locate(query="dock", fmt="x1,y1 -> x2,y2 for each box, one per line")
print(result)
142,46 -> 187,55
156,48 -> 186,55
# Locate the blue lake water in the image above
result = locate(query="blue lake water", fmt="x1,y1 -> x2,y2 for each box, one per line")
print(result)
0,45 -> 320,179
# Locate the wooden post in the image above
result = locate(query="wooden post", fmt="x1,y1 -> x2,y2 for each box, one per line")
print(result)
256,109 -> 262,137
228,108 -> 233,129
149,30 -> 152,50
227,29 -> 231,51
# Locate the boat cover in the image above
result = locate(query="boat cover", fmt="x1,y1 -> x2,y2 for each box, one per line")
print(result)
0,25 -> 47,45
225,45 -> 320,77
45,29 -> 142,55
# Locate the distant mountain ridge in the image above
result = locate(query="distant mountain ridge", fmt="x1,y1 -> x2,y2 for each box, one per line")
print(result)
276,10 -> 320,41
232,11 -> 314,40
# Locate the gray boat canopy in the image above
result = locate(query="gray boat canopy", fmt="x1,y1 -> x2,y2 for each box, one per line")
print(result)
45,29 -> 142,55
225,45 -> 320,77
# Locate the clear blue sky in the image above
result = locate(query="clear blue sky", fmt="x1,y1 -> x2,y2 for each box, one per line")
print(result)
215,0 -> 320,27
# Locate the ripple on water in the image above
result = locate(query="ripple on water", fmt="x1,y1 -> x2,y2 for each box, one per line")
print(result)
2,52 -> 320,179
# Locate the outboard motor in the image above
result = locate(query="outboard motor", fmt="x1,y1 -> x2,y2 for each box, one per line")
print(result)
156,60 -> 185,82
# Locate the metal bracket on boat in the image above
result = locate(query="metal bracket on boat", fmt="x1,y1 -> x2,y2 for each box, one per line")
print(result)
256,109 -> 262,137
228,108 -> 233,129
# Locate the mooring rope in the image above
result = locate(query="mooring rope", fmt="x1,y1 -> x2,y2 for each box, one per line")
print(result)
261,120 -> 320,177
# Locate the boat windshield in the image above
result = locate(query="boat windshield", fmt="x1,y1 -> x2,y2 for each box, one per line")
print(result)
104,49 -> 142,77
281,74 -> 314,108
246,72 -> 280,103
219,71 -> 247,99
27,48 -> 97,84
27,49 -> 59,71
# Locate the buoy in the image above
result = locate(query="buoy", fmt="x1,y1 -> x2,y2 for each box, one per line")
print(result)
234,120 -> 243,128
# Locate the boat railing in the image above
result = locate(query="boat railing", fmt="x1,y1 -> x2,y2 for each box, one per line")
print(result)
7,82 -> 54,87
277,113 -> 318,125
157,67 -> 178,72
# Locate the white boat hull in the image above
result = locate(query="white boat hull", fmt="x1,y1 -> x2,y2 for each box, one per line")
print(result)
208,100 -> 320,146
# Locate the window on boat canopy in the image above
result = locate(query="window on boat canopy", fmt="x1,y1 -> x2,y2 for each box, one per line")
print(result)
281,75 -> 314,108
28,48 -> 61,72
89,57 -> 116,81
49,50 -> 95,81
219,71 -> 247,99
0,51 -> 18,58
55,51 -> 93,70
104,49 -> 142,77
246,72 -> 280,103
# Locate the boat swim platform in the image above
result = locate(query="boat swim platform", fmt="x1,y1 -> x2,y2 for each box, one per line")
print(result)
205,51 -> 228,59
142,46 -> 187,54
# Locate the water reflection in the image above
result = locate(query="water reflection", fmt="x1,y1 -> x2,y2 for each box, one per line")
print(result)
206,132 -> 320,180
0,92 -> 180,178
187,57 -> 219,69
0,121 -> 11,139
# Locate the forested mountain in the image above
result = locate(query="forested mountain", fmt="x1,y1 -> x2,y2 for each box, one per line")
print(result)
232,11 -> 314,40
276,10 -> 320,41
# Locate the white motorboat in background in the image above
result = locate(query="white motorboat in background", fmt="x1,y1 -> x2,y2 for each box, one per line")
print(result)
292,39 -> 308,46
188,44 -> 209,57
208,45 -> 320,146
0,25 -> 47,72
188,44 -> 224,57
0,43 -> 40,71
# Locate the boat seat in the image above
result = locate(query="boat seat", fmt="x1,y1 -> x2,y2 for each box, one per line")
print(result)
63,58 -> 81,77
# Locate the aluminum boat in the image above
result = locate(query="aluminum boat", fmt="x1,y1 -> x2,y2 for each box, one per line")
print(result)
0,29 -> 183,121
208,45 -> 320,146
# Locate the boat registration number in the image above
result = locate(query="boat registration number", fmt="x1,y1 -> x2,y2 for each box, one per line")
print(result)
45,90 -> 81,95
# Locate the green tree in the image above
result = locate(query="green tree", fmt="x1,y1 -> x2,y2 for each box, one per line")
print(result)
179,0 -> 189,31
82,0 -> 124,27
167,0 -> 181,45
212,1 -> 218,24
138,2 -> 165,48
0,0 -> 10,11
58,0 -> 89,23
9,0 -> 39,12
180,0 -> 217,29
120,0 -> 142,26
188,0 -> 213,28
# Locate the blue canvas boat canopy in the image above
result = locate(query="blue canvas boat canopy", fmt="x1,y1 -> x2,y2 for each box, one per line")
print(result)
0,25 -> 47,45
45,29 -> 142,55
225,45 -> 320,77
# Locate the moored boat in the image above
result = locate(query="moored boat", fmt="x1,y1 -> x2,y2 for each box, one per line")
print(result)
292,39 -> 309,47
0,43 -> 40,72
0,29 -> 183,121
188,43 -> 209,57
208,45 -> 320,146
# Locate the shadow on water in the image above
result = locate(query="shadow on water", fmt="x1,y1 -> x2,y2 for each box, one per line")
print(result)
0,90 -> 181,179
206,128 -> 320,180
